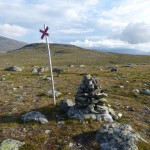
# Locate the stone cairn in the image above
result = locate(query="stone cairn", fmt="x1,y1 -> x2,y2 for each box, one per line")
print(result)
60,74 -> 120,122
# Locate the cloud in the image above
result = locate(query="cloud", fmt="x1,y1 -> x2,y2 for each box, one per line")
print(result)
0,24 -> 29,38
56,28 -> 94,34
119,22 -> 150,44
70,39 -> 150,52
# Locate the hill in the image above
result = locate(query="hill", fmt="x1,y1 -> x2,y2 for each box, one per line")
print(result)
0,36 -> 27,52
0,43 -> 149,68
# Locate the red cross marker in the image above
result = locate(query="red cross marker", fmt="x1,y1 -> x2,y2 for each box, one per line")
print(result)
39,26 -> 49,39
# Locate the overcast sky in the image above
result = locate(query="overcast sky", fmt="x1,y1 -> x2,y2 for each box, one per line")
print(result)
0,0 -> 150,53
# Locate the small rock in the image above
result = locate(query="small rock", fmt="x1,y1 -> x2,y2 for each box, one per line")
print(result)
69,65 -> 75,68
16,96 -> 23,101
38,67 -> 45,73
43,76 -> 51,80
59,99 -> 75,113
5,66 -> 22,71
32,68 -> 38,74
69,142 -> 74,147
77,143 -> 83,148
0,77 -> 5,81
47,90 -> 62,97
144,82 -> 150,87
133,89 -> 140,93
17,86 -> 23,89
118,113 -> 123,118
57,121 -> 65,128
53,68 -> 64,74
13,88 -> 17,91
12,108 -> 18,112
140,89 -> 150,95
118,85 -> 124,88
110,67 -> 118,72
0,139 -> 25,150
45,130 -> 51,134
79,65 -> 85,68
21,111 -> 48,124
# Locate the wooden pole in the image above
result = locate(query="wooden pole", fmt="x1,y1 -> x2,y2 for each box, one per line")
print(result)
44,24 -> 56,106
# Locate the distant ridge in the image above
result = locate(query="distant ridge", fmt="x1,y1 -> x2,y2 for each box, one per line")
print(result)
87,47 -> 150,55
0,36 -> 27,52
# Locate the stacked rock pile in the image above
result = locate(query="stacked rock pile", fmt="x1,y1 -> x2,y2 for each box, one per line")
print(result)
60,74 -> 120,122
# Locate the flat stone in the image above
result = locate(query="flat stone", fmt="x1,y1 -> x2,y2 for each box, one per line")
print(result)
21,111 -> 48,124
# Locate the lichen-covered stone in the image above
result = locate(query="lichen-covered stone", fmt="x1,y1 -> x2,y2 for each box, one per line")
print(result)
0,139 -> 25,150
96,123 -> 146,150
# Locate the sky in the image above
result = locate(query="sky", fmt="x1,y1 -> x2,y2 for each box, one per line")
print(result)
0,0 -> 150,53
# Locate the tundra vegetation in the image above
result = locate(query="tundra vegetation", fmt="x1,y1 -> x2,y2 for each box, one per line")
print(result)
0,44 -> 150,150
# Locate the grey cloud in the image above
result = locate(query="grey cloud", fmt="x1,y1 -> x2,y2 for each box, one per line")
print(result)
119,22 -> 150,44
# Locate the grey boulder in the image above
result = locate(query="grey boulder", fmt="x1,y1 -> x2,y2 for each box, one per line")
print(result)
21,111 -> 48,124
96,123 -> 146,150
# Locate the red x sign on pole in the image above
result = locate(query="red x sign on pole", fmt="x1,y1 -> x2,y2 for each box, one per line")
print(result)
39,24 -> 56,107
39,26 -> 49,39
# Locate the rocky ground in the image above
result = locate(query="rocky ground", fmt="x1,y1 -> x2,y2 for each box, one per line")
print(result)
0,64 -> 150,150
